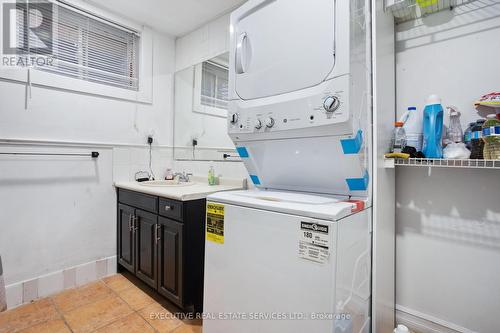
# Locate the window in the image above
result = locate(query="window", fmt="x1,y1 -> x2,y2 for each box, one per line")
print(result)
200,61 -> 228,110
193,59 -> 228,118
15,1 -> 140,91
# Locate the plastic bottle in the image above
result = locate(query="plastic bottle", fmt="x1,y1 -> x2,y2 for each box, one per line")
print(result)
390,121 -> 407,153
401,106 -> 423,151
422,95 -> 444,158
208,165 -> 216,185
470,119 -> 486,159
447,106 -> 463,143
464,122 -> 475,150
394,324 -> 411,333
417,0 -> 438,15
165,168 -> 174,180
482,114 -> 500,160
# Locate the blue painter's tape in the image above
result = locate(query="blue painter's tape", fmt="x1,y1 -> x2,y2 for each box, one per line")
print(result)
341,130 -> 363,154
250,175 -> 261,185
236,147 -> 249,158
346,171 -> 369,191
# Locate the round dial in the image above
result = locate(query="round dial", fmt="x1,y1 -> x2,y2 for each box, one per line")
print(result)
229,113 -> 239,124
265,117 -> 275,128
254,119 -> 262,130
323,96 -> 341,112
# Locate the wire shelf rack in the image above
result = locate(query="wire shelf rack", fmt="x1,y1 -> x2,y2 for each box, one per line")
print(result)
385,158 -> 500,169
387,0 -> 477,23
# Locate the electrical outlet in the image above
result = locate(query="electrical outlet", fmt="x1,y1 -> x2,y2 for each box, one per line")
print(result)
148,136 -> 154,145
192,139 -> 198,147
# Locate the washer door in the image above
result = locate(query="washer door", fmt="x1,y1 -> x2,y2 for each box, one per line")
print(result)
232,0 -> 335,100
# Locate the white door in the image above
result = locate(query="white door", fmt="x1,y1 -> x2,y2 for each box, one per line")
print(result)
232,0 -> 335,100
203,202 -> 338,333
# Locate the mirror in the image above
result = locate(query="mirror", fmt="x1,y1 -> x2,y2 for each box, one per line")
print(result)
173,53 -> 238,161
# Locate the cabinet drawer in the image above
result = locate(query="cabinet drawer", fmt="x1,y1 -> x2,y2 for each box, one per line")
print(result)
159,198 -> 183,221
118,189 -> 158,214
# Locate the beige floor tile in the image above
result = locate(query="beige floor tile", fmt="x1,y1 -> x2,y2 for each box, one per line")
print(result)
172,323 -> 203,333
17,319 -> 71,333
116,286 -> 156,310
51,281 -> 113,313
94,312 -> 156,333
0,298 -> 60,333
138,302 -> 183,333
102,274 -> 136,293
63,296 -> 133,333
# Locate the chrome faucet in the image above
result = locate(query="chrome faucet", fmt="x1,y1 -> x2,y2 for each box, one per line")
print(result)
174,171 -> 193,183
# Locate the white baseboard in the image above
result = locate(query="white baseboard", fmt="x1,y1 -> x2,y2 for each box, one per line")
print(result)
4,256 -> 117,310
396,305 -> 478,333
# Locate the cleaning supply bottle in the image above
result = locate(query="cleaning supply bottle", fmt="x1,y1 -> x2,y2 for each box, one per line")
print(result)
464,122 -> 475,150
401,106 -> 423,151
447,106 -> 463,143
470,119 -> 486,159
417,0 -> 438,15
394,324 -> 411,333
208,165 -> 216,185
422,95 -> 444,158
390,122 -> 407,153
482,114 -> 500,160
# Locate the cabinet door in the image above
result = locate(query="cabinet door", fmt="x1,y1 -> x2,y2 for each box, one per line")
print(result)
135,209 -> 158,289
157,217 -> 184,306
118,204 -> 135,273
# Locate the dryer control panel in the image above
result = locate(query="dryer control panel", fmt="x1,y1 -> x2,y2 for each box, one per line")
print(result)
228,75 -> 351,137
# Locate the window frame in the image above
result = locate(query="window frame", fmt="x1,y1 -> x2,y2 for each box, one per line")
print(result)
192,61 -> 228,119
0,0 -> 153,103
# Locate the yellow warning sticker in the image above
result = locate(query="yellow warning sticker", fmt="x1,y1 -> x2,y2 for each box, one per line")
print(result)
206,202 -> 224,244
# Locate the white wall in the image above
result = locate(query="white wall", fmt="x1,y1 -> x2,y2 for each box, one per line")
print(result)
395,2 -> 500,332
175,14 -> 230,72
0,29 -> 176,305
0,35 -> 175,146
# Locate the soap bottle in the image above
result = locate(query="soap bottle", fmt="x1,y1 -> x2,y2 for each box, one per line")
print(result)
165,168 -> 174,181
208,165 -> 216,185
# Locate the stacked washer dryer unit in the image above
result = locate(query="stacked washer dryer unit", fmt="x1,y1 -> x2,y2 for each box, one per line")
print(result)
204,0 -> 373,332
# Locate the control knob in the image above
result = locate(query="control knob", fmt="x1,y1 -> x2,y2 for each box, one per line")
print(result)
255,119 -> 262,130
323,96 -> 341,113
265,117 -> 275,128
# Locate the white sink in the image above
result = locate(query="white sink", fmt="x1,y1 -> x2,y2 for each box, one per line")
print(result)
139,180 -> 196,187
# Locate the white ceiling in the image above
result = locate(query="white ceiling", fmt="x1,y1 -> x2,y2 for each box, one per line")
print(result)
87,0 -> 247,37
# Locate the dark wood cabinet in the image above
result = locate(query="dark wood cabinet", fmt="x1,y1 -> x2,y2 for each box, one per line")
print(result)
135,209 -> 158,289
157,217 -> 183,305
116,188 -> 206,313
117,204 -> 135,273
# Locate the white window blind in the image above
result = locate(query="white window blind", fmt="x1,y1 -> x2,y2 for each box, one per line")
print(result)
201,61 -> 228,110
15,1 -> 140,91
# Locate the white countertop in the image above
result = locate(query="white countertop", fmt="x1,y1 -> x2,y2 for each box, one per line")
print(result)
114,176 -> 247,201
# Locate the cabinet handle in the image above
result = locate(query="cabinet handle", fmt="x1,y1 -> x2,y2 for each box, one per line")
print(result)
165,205 -> 173,211
133,216 -> 138,232
128,215 -> 132,231
155,224 -> 161,244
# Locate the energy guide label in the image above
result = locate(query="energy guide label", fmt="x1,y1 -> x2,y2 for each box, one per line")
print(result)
299,221 -> 330,264
206,202 -> 225,244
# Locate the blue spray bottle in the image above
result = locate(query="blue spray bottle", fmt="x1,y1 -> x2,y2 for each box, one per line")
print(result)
422,95 -> 444,158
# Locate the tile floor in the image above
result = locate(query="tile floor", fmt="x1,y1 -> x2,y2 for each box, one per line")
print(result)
0,273 -> 202,333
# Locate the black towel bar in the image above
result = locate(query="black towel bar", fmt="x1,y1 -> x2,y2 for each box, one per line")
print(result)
0,151 -> 99,158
